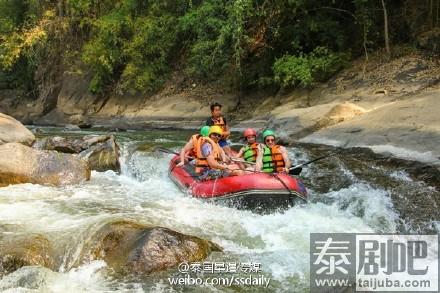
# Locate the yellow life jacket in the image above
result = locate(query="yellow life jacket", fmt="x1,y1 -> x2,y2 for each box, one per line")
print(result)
211,116 -> 229,139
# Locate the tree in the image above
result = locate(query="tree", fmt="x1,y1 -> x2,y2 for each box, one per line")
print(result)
381,0 -> 390,57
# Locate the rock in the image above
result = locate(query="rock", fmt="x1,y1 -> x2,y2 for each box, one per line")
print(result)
0,234 -> 54,277
325,102 -> 367,121
300,90 -> 440,167
0,143 -> 91,187
89,221 -> 222,275
34,134 -> 121,172
0,113 -> 35,146
78,135 -> 121,172
35,136 -> 85,153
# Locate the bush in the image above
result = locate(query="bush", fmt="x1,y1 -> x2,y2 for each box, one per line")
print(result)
273,47 -> 347,87
81,11 -> 131,93
119,15 -> 177,93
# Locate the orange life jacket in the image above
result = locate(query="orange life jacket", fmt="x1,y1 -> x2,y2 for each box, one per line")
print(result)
211,116 -> 229,139
271,145 -> 286,172
187,134 -> 201,157
195,137 -> 222,173
262,145 -> 286,173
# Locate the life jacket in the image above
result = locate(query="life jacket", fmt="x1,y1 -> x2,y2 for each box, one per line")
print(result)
195,137 -> 222,173
242,142 -> 259,163
187,134 -> 201,157
262,145 -> 286,173
211,116 -> 229,139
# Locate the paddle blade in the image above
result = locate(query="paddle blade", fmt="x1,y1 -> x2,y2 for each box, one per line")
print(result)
289,167 -> 302,175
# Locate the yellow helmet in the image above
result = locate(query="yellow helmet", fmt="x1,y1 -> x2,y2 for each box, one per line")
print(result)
209,125 -> 223,136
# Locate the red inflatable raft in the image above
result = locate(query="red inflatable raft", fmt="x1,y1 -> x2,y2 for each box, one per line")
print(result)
168,155 -> 307,211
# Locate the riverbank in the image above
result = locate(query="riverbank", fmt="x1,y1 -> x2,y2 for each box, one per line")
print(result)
1,51 -> 439,168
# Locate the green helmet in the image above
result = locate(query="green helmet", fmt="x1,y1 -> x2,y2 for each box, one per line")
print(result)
200,125 -> 210,137
262,129 -> 276,140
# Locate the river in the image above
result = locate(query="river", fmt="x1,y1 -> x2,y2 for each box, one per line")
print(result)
0,128 -> 438,292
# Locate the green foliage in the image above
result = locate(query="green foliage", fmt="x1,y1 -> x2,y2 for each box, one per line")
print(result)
119,15 -> 177,93
273,47 -> 347,87
178,0 -> 230,79
0,1 -> 50,92
1,0 -> 435,97
81,11 -> 131,93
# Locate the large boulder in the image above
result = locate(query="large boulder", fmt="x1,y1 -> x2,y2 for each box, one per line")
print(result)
78,135 -> 120,172
34,134 -> 120,172
0,234 -> 54,277
0,113 -> 35,146
0,143 -> 91,187
88,221 -> 222,275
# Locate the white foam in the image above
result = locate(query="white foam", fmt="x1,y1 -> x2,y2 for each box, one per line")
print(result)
299,136 -> 346,147
389,170 -> 413,182
300,135 -> 440,166
368,144 -> 439,165
0,139 -> 406,290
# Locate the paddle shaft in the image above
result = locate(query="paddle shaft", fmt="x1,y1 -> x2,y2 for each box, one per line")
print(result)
288,147 -> 346,171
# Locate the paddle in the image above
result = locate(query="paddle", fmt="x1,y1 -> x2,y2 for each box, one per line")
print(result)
287,144 -> 348,175
156,147 -> 187,157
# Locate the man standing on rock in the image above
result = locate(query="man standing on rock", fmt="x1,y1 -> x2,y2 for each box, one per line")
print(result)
205,102 -> 233,157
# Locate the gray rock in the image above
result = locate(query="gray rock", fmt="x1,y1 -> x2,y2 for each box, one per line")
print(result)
0,143 -> 91,187
88,221 -> 222,275
0,113 -> 35,146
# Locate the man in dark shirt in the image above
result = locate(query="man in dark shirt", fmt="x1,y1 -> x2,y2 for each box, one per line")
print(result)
205,102 -> 232,156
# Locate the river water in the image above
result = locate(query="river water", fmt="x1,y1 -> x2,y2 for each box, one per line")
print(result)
0,128 -> 438,292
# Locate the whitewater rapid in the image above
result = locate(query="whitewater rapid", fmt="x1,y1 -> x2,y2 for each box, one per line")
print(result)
1,128 -> 437,292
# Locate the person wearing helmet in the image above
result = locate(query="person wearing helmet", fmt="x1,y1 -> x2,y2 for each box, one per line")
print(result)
235,128 -> 264,171
205,102 -> 233,157
195,126 -> 244,180
176,126 -> 211,167
258,129 -> 291,173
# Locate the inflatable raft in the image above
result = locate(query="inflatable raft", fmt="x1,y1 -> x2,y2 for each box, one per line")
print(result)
168,155 -> 307,211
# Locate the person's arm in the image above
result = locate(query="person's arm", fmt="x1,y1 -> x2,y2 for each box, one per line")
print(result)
220,147 -> 230,163
202,143 -> 227,170
280,146 -> 291,171
223,117 -> 231,137
207,153 -> 228,170
177,141 -> 193,167
255,145 -> 264,171
236,147 -> 244,158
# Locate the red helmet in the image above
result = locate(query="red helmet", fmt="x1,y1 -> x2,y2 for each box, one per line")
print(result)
243,128 -> 257,138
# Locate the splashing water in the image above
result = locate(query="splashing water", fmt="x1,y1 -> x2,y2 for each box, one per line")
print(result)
0,128 -> 437,292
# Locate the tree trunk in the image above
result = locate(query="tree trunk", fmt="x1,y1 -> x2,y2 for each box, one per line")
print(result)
435,0 -> 440,26
57,0 -> 64,17
381,0 -> 391,57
